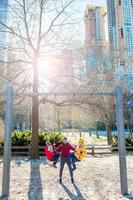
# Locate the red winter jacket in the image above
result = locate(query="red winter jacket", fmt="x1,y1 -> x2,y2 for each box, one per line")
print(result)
56,143 -> 75,157
45,145 -> 55,160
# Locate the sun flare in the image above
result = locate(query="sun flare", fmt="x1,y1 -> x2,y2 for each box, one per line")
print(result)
37,58 -> 54,77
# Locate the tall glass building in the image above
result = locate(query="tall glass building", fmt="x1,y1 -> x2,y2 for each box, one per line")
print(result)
107,0 -> 133,54
0,0 -> 8,59
84,5 -> 107,69
107,0 -> 133,91
106,0 -> 118,51
121,0 -> 133,53
85,5 -> 106,45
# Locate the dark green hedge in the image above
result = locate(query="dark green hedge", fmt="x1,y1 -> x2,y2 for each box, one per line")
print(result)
112,135 -> 133,147
0,130 -> 63,147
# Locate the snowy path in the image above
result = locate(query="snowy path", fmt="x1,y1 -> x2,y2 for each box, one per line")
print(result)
0,155 -> 133,200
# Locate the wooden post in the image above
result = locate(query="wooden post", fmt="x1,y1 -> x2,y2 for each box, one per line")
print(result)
92,145 -> 95,156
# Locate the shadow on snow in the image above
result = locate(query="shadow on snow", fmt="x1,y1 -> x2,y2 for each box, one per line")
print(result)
28,158 -> 46,200
59,182 -> 86,200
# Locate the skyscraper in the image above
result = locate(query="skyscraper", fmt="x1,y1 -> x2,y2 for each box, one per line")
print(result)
106,0 -> 118,51
84,5 -> 107,69
0,0 -> 8,59
85,5 -> 106,47
107,0 -> 133,59
107,0 -> 133,91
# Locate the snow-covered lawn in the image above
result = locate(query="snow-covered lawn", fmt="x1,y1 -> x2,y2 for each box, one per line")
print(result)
0,154 -> 133,200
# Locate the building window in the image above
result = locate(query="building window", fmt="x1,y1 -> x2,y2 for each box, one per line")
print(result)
121,28 -> 123,38
119,0 -> 121,5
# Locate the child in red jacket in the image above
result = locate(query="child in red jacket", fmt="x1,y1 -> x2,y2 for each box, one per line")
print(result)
45,141 -> 60,168
56,137 -> 75,183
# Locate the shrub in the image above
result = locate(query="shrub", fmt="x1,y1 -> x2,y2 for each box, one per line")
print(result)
0,136 -> 4,146
125,135 -> 133,147
12,130 -> 32,146
39,131 -> 63,146
0,130 -> 63,147
0,137 -> 4,152
112,135 -> 133,147
112,135 -> 118,147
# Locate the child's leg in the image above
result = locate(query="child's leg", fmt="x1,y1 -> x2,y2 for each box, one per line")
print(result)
70,152 -> 76,169
52,153 -> 60,165
47,160 -> 52,166
66,157 -> 73,179
59,157 -> 66,179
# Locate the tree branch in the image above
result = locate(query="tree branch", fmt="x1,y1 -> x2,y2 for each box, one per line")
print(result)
40,0 -> 75,39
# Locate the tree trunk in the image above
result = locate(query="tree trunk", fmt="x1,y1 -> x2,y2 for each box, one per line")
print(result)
106,124 -> 113,145
29,113 -> 32,131
57,111 -> 61,133
89,128 -> 92,137
79,128 -> 82,138
19,121 -> 23,131
127,124 -> 132,135
95,126 -> 99,139
31,59 -> 39,159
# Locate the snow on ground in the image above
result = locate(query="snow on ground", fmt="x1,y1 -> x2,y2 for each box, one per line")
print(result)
0,154 -> 133,200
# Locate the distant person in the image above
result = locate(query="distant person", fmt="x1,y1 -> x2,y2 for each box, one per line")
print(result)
45,141 -> 60,168
56,137 -> 75,183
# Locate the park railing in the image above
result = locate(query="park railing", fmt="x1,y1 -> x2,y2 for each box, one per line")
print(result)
86,145 -> 112,156
1,145 -> 133,156
111,146 -> 133,151
0,145 -> 44,156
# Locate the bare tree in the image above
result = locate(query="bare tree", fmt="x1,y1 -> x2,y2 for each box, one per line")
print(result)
0,0 -> 79,158
73,43 -> 118,144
